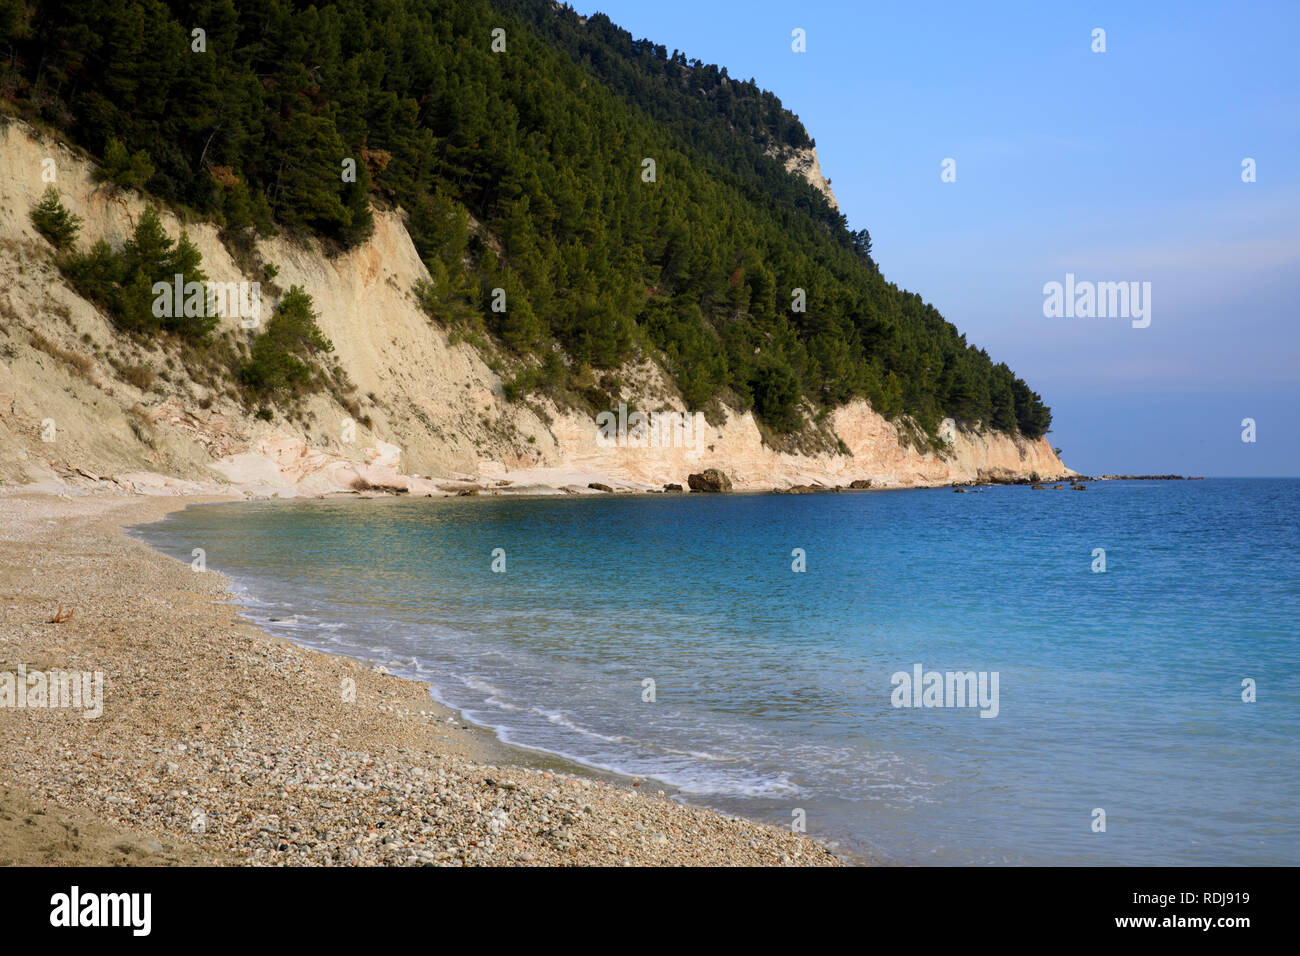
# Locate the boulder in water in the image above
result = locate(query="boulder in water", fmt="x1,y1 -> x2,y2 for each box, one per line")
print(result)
688,469 -> 732,493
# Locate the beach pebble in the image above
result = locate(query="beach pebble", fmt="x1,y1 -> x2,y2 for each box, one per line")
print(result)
0,493 -> 844,870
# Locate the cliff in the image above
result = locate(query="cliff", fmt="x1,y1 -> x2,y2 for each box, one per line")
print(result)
766,144 -> 840,211
0,120 -> 1071,496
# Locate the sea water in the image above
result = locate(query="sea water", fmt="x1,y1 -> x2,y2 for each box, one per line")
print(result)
132,479 -> 1300,865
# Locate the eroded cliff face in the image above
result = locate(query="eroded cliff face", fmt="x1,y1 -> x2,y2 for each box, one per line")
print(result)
0,120 -> 561,494
494,398 -> 1069,491
0,120 -> 1069,496
765,144 -> 839,211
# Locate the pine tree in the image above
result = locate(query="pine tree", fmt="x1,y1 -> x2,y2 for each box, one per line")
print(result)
240,286 -> 334,398
29,187 -> 82,249
95,138 -> 155,192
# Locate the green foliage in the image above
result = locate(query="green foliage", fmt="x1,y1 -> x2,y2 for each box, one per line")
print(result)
340,159 -> 375,247
272,105 -> 352,234
1012,377 -> 1052,440
239,286 -> 334,400
95,137 -> 155,192
752,361 -> 802,432
503,350 -> 566,403
644,301 -> 726,409
5,0 -> 1052,439
60,205 -> 214,340
219,178 -> 277,256
59,238 -> 121,306
0,0 -> 27,40
29,187 -> 82,249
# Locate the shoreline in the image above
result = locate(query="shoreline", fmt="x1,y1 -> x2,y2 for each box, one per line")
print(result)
0,488 -> 844,866
127,499 -> 727,807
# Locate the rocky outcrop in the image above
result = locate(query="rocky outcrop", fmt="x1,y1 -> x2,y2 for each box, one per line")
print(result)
687,469 -> 733,493
775,483 -> 834,495
766,144 -> 839,211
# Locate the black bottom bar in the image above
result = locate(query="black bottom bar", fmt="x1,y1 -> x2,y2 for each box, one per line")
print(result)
0,865 -> 1282,943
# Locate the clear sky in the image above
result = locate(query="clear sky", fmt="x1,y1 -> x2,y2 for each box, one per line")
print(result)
566,0 -> 1299,476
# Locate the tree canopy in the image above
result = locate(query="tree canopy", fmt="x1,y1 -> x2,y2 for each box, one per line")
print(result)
0,0 -> 1052,439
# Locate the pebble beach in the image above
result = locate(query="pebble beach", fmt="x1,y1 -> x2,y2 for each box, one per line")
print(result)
0,490 -> 841,866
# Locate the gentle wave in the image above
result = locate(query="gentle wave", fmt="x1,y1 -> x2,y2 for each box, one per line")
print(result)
130,480 -> 1300,865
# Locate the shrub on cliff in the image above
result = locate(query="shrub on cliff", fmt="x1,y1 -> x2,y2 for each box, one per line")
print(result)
239,287 -> 334,400
60,206 -> 213,341
94,138 -> 154,193
29,187 -> 81,250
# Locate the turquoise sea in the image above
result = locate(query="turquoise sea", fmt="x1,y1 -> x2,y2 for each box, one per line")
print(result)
133,479 -> 1300,865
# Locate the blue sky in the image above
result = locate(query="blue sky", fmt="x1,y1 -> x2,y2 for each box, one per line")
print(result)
567,0 -> 1299,476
